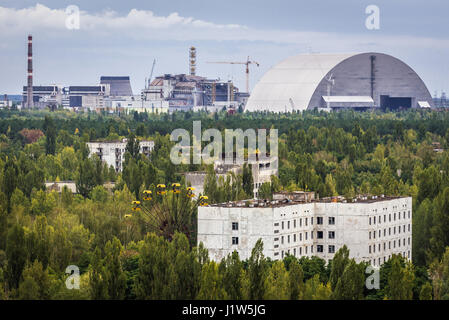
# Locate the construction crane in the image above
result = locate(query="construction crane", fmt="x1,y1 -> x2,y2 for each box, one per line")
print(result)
148,59 -> 156,89
206,56 -> 259,93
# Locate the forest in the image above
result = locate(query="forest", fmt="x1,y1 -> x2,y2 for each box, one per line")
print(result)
0,108 -> 449,300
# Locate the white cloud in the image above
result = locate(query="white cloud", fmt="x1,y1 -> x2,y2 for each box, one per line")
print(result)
1,3 -> 448,50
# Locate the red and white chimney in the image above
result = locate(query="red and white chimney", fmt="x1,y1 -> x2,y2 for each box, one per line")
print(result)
27,35 -> 33,108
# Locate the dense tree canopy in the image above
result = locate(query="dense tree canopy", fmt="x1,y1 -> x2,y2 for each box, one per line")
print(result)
0,108 -> 448,299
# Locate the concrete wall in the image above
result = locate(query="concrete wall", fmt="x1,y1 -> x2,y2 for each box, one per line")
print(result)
198,197 -> 412,266
309,53 -> 433,109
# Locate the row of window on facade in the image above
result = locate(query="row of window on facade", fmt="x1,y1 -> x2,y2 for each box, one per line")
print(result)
273,230 -> 336,246
369,224 -> 411,239
368,237 -> 410,253
273,244 -> 337,258
371,251 -> 410,266
274,216 -> 335,230
369,211 -> 411,225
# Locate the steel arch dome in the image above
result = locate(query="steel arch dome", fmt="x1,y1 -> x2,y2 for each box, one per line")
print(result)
245,52 -> 433,112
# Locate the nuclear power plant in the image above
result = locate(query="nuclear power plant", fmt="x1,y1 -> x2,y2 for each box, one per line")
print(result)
21,36 -> 246,113
20,35 -> 437,113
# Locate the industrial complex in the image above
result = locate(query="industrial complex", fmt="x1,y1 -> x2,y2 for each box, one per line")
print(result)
12,35 -> 440,113
19,38 -> 246,113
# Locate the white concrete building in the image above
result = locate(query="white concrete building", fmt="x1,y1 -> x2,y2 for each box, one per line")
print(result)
185,154 -> 278,198
87,139 -> 154,172
198,194 -> 412,266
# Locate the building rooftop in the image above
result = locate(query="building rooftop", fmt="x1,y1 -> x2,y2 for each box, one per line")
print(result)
207,193 -> 407,208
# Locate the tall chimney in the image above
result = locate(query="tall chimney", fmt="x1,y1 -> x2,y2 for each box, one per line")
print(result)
189,46 -> 196,76
27,35 -> 33,109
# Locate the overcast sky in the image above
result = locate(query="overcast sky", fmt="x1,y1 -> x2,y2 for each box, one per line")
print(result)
0,0 -> 448,95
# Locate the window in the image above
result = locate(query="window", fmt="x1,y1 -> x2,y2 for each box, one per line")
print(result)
300,233 -> 302,241
374,216 -> 376,224
329,217 -> 335,225
369,245 -> 371,254
305,232 -> 308,240
288,235 -> 290,244
311,217 -> 314,225
389,214 -> 391,222
281,236 -> 284,244
294,219 -> 296,228
317,231 -> 324,239
369,217 -> 372,225
394,213 -> 396,221
317,245 -> 323,253
232,222 -> 239,230
282,221 -> 284,230
232,237 -> 239,245
317,217 -> 323,225
288,221 -> 290,229
369,231 -> 371,240
329,231 -> 335,239
305,218 -> 308,226
294,234 -> 296,242
300,218 -> 302,227
329,245 -> 335,253
384,215 -> 386,223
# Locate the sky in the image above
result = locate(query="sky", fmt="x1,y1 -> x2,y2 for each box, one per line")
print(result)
0,0 -> 448,96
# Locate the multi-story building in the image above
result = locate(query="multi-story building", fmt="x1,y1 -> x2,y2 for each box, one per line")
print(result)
87,139 -> 154,172
68,85 -> 110,109
198,193 -> 412,266
141,74 -> 243,112
184,152 -> 278,197
22,85 -> 63,109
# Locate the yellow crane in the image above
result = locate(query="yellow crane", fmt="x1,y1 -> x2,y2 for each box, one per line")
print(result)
206,56 -> 259,93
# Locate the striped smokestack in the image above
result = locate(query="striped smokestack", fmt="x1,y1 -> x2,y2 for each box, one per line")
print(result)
27,35 -> 33,108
